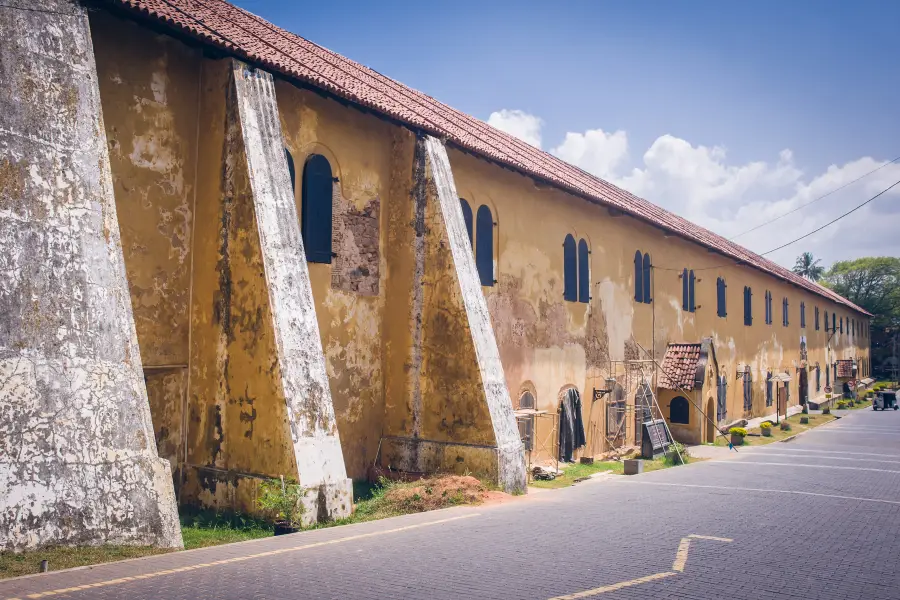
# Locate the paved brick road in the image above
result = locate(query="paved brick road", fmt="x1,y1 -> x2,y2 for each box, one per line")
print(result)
4,408 -> 900,599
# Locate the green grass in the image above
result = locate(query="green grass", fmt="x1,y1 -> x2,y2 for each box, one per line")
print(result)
714,411 -> 837,447
0,546 -> 172,580
178,507 -> 273,549
529,448 -> 698,489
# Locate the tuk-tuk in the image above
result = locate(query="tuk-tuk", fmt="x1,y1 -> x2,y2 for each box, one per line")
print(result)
874,390 -> 898,411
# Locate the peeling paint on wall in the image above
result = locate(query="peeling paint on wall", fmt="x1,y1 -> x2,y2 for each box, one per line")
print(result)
0,0 -> 181,551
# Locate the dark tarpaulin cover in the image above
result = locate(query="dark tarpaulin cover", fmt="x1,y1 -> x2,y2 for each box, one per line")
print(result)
558,388 -> 587,462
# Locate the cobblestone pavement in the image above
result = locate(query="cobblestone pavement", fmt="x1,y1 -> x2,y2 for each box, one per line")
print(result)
3,408 -> 900,600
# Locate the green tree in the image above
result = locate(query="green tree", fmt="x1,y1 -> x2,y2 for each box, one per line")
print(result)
792,252 -> 825,281
822,257 -> 900,329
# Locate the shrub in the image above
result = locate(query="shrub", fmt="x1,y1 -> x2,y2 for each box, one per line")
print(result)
729,427 -> 748,436
760,422 -> 773,429
836,400 -> 848,409
257,477 -> 305,529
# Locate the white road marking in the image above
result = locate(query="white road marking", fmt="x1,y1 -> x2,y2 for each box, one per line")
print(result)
753,447 -> 900,458
625,480 -> 900,506
737,452 -> 900,465
702,460 -> 900,474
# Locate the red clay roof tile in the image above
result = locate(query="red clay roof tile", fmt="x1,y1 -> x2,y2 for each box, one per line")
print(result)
108,0 -> 870,316
659,344 -> 704,391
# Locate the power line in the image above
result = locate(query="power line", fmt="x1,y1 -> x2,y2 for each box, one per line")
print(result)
729,156 -> 900,241
759,177 -> 900,257
650,177 -> 900,273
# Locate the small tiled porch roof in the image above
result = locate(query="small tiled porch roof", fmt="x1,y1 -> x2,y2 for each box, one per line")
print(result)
658,338 -> 715,391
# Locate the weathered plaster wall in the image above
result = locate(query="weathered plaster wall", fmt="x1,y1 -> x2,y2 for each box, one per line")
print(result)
90,11 -> 199,479
180,59 -> 352,522
0,0 -> 181,551
276,82 -> 390,480
448,146 -> 871,461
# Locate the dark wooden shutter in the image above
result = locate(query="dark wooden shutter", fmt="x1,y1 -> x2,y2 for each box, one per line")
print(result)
284,148 -> 296,194
642,253 -> 652,303
460,198 -> 473,248
578,239 -> 590,303
634,251 -> 643,302
301,154 -> 333,264
682,269 -> 689,311
475,205 -> 493,286
563,235 -> 577,302
689,270 -> 696,312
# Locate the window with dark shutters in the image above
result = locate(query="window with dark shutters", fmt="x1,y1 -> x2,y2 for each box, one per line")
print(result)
744,287 -> 753,326
301,154 -> 334,264
717,277 -> 727,318
563,234 -> 577,302
578,239 -> 590,303
801,302 -> 806,328
683,269 -> 690,311
460,198 -> 473,247
285,148 -> 296,194
832,313 -> 836,332
840,317 -> 843,333
782,297 -> 789,327
815,306 -> 819,330
634,251 -> 643,303
475,205 -> 494,286
642,253 -> 652,303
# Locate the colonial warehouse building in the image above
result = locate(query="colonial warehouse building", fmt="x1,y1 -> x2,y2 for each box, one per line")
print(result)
0,0 -> 871,550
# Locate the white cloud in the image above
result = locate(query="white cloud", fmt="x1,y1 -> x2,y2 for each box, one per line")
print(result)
487,109 -> 543,149
486,109 -> 900,269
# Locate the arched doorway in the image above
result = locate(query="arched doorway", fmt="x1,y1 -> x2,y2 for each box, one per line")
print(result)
706,397 -> 715,443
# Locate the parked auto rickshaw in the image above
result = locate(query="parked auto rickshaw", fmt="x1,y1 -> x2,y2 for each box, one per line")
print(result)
874,390 -> 898,411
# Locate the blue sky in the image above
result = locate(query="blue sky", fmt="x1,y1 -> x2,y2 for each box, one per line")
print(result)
234,0 -> 900,268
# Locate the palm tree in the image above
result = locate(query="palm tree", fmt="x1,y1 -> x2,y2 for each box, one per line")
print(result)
793,252 -> 825,282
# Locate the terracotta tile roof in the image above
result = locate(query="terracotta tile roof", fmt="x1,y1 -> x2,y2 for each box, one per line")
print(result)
659,344 -> 703,391
108,0 -> 870,316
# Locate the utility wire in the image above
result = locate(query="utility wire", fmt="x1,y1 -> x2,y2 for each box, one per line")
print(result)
758,177 -> 900,256
652,176 -> 900,273
729,156 -> 900,241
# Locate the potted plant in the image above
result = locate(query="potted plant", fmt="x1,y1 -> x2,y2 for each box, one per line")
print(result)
836,400 -> 848,410
760,422 -> 773,437
780,421 -> 792,432
729,427 -> 747,446
257,476 -> 305,536
800,415 -> 809,424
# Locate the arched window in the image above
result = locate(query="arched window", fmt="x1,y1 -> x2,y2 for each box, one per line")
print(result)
670,396 -> 690,424
301,154 -> 334,264
716,277 -> 727,318
682,269 -> 689,311
578,239 -> 590,303
284,148 -> 296,194
743,286 -> 753,326
563,234 -> 577,302
634,251 -> 643,302
475,205 -> 493,287
460,198 -> 473,247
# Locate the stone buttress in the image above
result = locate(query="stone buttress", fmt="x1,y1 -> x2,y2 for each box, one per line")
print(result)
0,0 -> 182,551
379,135 -> 526,493
180,59 -> 352,523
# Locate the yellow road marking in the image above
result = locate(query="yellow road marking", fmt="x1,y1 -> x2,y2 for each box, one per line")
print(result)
549,572 -> 678,599
551,534 -> 733,599
4,513 -> 480,600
